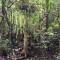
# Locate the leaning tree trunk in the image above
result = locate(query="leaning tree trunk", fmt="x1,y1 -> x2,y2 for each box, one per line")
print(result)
23,31 -> 29,57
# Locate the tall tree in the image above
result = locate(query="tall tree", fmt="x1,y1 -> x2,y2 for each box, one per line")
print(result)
45,0 -> 49,32
1,0 -> 8,38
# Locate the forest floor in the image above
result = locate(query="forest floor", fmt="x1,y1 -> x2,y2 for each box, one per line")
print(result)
0,54 -> 56,60
0,49 -> 57,60
0,43 -> 58,60
7,47 -> 57,60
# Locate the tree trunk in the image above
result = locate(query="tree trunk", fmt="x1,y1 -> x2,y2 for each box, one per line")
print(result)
45,0 -> 49,32
21,31 -> 29,57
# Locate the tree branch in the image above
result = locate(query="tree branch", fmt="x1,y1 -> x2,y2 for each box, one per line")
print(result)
7,2 -> 15,8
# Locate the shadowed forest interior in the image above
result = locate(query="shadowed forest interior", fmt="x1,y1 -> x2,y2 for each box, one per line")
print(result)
0,0 -> 60,60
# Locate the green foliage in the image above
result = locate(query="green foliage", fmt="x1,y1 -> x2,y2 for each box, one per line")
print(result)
0,0 -> 60,56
